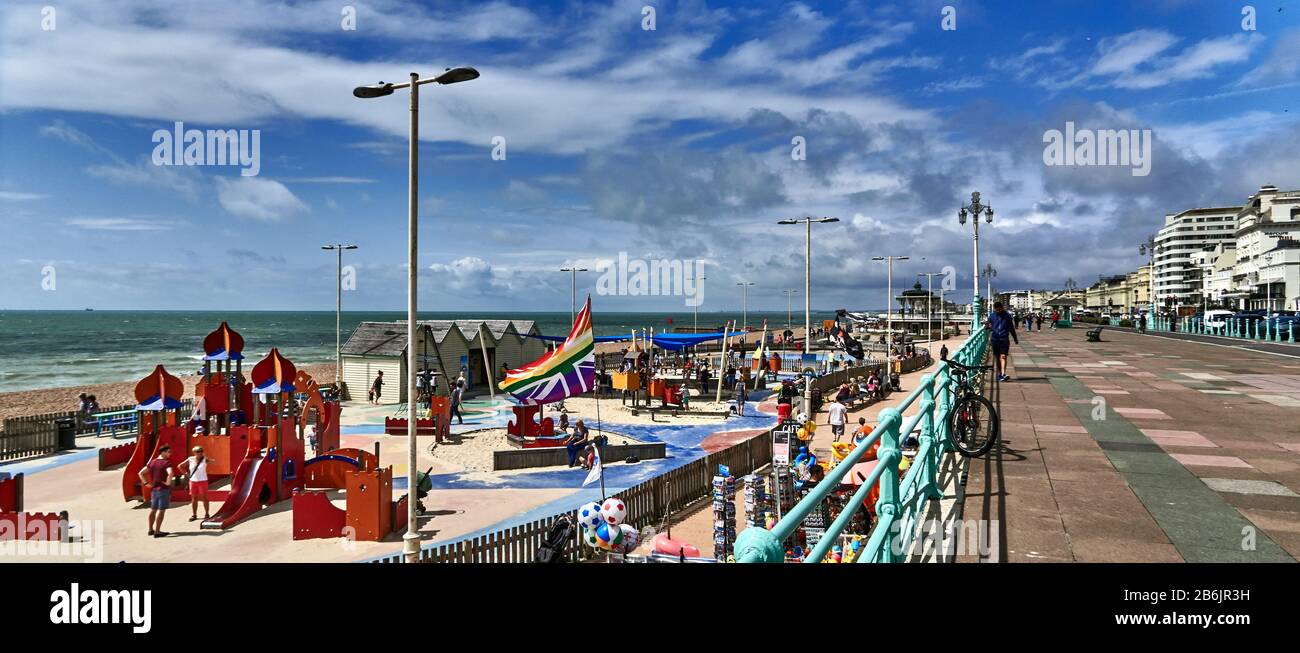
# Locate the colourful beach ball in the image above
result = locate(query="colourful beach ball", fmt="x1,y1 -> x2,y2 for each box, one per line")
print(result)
600,498 -> 627,525
618,524 -> 640,551
578,502 -> 604,530
583,530 -> 602,548
595,521 -> 623,549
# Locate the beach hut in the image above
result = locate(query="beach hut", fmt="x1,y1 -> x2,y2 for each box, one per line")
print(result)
340,319 -> 547,402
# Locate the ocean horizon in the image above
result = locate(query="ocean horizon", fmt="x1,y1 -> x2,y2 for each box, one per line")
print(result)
0,308 -> 843,393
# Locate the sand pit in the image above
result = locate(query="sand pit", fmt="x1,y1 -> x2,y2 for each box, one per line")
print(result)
432,427 -> 641,473
558,395 -> 741,426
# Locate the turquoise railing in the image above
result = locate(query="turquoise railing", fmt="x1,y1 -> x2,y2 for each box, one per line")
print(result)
735,323 -> 990,563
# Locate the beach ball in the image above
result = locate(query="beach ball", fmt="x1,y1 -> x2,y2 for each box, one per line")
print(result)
577,502 -> 604,531
595,522 -> 623,549
600,498 -> 627,526
583,529 -> 602,548
618,524 -> 640,551
804,420 -> 817,433
796,427 -> 809,441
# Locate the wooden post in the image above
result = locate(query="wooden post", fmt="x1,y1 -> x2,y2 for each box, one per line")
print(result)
716,320 -> 733,404
478,323 -> 495,399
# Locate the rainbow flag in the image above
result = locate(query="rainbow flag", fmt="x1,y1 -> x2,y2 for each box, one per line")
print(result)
499,297 -> 596,404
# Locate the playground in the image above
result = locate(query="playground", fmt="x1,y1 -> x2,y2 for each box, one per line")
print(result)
3,317 -> 794,563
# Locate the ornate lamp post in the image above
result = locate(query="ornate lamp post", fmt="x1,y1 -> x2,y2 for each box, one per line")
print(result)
1139,235 -> 1159,328
958,192 -> 994,317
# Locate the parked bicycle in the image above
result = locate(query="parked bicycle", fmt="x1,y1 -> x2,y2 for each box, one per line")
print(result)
944,359 -> 1000,457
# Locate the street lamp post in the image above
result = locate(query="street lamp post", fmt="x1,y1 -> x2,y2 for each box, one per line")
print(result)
777,216 -> 840,415
1139,235 -> 1158,326
958,192 -> 994,317
353,65 -> 479,564
694,276 -> 708,334
736,282 -> 755,332
872,256 -> 910,352
983,264 -> 997,305
918,272 -> 943,343
559,267 -> 589,325
321,244 -> 358,386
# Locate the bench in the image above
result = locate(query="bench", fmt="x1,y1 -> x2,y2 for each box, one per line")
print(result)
88,409 -> 137,436
1086,326 -> 1104,342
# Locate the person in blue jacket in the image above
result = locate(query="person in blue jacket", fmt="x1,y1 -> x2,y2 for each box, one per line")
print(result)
986,301 -> 1019,382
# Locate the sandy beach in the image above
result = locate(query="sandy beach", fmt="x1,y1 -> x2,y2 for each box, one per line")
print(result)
432,426 -> 641,473
0,363 -> 336,424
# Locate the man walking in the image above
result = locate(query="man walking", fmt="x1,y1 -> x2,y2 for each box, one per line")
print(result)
986,301 -> 1019,382
137,444 -> 175,537
733,377 -> 748,416
827,397 -> 848,443
450,380 -> 465,425
369,370 -> 384,404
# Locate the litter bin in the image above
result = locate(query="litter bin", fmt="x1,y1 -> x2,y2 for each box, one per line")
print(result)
55,416 -> 78,450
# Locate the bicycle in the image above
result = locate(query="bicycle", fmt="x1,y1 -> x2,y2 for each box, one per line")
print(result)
943,359 -> 1000,457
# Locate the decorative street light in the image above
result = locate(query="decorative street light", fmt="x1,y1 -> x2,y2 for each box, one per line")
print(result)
353,65 -> 479,564
872,255 -> 909,351
1139,235 -> 1159,321
958,191 -> 994,316
559,266 -> 589,325
777,216 -> 840,415
983,263 -> 997,305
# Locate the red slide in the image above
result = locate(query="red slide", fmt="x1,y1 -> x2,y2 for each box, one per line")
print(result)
200,453 -> 273,530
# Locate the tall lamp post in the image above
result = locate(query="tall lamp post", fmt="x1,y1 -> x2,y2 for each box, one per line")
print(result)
782,289 -> 797,332
559,266 -> 589,325
872,256 -> 909,351
1139,235 -> 1159,323
983,263 -> 997,305
736,281 -> 755,331
353,65 -> 480,564
958,192 -> 994,317
321,244 -> 358,386
777,216 -> 840,415
918,271 -> 943,343
693,275 -> 708,334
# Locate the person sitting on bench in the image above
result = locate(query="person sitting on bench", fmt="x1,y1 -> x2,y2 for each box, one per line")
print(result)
565,419 -> 590,467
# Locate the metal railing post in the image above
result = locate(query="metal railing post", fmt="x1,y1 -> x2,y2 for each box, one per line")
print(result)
918,374 -> 941,499
876,408 -> 903,563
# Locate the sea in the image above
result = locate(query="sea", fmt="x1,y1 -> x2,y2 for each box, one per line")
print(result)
0,310 -> 837,393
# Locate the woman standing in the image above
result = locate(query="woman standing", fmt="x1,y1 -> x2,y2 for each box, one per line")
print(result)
178,444 -> 211,522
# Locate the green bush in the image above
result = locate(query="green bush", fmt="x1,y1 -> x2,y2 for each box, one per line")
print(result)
1119,319 -> 1134,328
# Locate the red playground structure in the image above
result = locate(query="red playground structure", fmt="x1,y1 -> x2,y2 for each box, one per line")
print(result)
505,404 -> 565,448
0,472 -> 68,542
291,447 -> 409,542
202,348 -> 305,530
115,322 -> 344,532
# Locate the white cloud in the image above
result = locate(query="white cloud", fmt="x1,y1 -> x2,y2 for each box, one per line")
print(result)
87,160 -> 204,200
214,177 -> 309,221
0,191 -> 48,201
64,217 -> 179,231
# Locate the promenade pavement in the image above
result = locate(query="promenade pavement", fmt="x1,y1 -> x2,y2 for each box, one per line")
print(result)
961,325 -> 1300,563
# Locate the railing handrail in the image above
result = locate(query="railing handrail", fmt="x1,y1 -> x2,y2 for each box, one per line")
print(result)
736,322 -> 988,563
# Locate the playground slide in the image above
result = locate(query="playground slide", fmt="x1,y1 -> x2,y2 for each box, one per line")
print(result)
200,453 -> 273,530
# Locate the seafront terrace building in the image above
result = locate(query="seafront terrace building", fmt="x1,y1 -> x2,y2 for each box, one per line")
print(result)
1230,185 -> 1300,312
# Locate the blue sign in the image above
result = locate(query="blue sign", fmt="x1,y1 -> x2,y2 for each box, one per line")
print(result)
718,464 -> 731,477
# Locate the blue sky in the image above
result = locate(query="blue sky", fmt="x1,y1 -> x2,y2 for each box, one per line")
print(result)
2,0 -> 1299,312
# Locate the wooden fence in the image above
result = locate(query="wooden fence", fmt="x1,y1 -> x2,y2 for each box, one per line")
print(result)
372,430 -> 774,563
0,399 -> 192,463
0,417 -> 59,462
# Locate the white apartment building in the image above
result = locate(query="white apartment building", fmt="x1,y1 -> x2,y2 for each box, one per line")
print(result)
1192,243 -> 1236,308
1231,185 -> 1300,311
1152,206 -> 1239,310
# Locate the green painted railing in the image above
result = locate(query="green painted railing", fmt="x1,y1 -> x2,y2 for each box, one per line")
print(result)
735,323 -> 990,563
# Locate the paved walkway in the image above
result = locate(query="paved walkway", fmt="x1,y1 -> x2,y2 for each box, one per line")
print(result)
961,326 -> 1300,562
